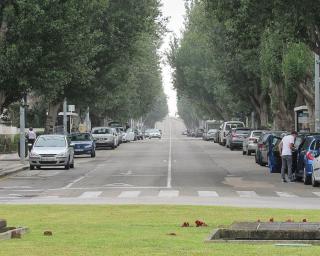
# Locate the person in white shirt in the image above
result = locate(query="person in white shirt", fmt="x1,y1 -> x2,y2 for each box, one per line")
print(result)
278,131 -> 298,182
27,127 -> 37,146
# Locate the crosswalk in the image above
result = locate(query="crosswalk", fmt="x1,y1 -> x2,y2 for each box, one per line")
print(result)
2,190 -> 320,200
14,190 -> 320,200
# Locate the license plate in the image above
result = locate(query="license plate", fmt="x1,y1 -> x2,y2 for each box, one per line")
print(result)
41,157 -> 55,161
75,149 -> 83,152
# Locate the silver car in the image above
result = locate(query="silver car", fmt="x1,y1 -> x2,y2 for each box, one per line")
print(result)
29,135 -> 74,170
242,130 -> 263,155
91,127 -> 117,149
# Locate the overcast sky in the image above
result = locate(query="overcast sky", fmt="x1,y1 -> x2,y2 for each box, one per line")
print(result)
160,0 -> 186,116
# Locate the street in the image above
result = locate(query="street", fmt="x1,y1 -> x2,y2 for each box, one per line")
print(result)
0,117 -> 320,208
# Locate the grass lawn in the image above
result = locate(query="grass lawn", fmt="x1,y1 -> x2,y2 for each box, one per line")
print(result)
1,205 -> 320,255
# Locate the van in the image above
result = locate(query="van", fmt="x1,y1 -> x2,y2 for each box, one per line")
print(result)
219,121 -> 245,146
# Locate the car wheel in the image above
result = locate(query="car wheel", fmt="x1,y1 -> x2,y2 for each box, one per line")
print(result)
312,172 -> 319,187
303,167 -> 311,185
30,165 -> 35,170
36,166 -> 41,170
230,145 -> 234,151
91,150 -> 96,158
65,159 -> 70,170
247,150 -> 251,156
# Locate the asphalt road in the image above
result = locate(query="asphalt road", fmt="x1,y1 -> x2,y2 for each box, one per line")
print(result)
1,117 -> 320,209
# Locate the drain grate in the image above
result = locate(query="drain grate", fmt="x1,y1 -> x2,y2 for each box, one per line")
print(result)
207,222 -> 320,244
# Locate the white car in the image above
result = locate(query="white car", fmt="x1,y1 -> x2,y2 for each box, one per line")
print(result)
122,128 -> 135,142
91,127 -> 117,149
29,135 -> 74,170
219,121 -> 245,146
312,153 -> 320,187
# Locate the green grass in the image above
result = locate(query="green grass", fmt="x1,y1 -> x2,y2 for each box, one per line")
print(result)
1,205 -> 320,255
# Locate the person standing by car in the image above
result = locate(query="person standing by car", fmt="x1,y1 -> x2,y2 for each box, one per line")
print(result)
27,127 -> 37,148
278,131 -> 298,183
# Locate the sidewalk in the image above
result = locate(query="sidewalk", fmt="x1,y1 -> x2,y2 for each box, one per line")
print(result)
0,153 -> 29,178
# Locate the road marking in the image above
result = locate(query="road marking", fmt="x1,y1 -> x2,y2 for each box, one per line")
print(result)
118,191 -> 141,198
198,191 -> 219,197
1,186 -> 32,189
276,192 -> 297,198
313,192 -> 320,197
105,183 -> 134,187
237,191 -> 259,198
63,176 -> 85,189
78,191 -> 102,198
167,119 -> 172,188
119,170 -> 132,176
158,190 -> 179,197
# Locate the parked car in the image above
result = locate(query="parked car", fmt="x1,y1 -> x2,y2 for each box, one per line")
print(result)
69,132 -> 96,158
91,127 -> 117,149
203,129 -> 218,141
195,128 -> 204,137
29,134 -> 74,170
147,128 -> 161,139
219,121 -> 245,146
134,129 -> 144,140
295,135 -> 320,185
311,150 -> 320,187
122,128 -> 135,142
115,127 -> 125,144
255,131 -> 287,166
226,128 -> 251,150
242,130 -> 264,155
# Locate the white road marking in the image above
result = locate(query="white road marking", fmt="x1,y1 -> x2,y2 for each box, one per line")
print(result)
167,119 -> 172,188
158,190 -> 179,197
198,191 -> 219,197
1,186 -> 32,189
118,191 -> 141,198
105,183 -> 134,187
276,192 -> 297,198
78,191 -> 102,198
237,191 -> 259,198
63,176 -> 85,189
313,192 -> 320,197
119,170 -> 132,176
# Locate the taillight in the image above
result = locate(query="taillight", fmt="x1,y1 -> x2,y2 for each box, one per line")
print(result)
306,151 -> 315,160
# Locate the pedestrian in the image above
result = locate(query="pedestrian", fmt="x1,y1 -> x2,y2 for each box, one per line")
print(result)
27,127 -> 37,147
278,131 -> 298,183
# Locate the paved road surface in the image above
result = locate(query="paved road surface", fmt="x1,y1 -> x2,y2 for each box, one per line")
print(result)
0,117 -> 320,208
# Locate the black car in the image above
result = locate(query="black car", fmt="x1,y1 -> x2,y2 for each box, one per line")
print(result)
69,132 -> 96,158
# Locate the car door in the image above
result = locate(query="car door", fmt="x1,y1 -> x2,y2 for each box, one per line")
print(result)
298,138 -> 312,173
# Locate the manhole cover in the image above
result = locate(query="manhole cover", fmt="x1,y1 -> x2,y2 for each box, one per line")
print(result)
207,222 -> 320,244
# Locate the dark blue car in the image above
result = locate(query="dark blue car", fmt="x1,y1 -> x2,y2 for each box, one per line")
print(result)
295,135 -> 320,184
69,133 -> 96,158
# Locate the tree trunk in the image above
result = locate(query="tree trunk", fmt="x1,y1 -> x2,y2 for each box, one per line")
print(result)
0,91 -> 6,112
45,102 -> 61,133
248,87 -> 269,129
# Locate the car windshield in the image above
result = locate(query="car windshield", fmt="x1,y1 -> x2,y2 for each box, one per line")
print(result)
236,130 -> 250,135
35,136 -> 66,147
252,132 -> 262,137
92,128 -> 111,134
227,123 -> 244,130
208,129 -> 217,133
70,134 -> 91,141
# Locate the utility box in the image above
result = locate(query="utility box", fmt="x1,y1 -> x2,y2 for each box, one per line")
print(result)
294,106 -> 310,132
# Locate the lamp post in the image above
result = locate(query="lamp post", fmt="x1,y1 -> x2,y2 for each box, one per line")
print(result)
19,95 -> 26,164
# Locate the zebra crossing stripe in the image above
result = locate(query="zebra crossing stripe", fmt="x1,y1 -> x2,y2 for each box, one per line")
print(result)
118,191 -> 141,198
276,192 -> 297,198
237,191 -> 259,198
78,191 -> 102,198
198,191 -> 219,197
158,190 -> 179,197
312,192 -> 320,197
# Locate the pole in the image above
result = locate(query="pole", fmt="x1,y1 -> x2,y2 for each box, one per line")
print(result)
63,97 -> 67,135
19,98 -> 25,164
315,54 -> 320,132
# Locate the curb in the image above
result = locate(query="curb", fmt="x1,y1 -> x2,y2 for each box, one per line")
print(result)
0,165 -> 29,178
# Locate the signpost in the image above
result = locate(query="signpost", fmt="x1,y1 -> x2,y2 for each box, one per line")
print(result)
315,54 -> 320,132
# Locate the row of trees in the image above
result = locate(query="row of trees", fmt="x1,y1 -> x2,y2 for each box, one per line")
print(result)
0,0 -> 168,130
169,0 -> 320,130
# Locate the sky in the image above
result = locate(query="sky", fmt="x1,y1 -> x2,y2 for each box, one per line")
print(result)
160,0 -> 186,116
